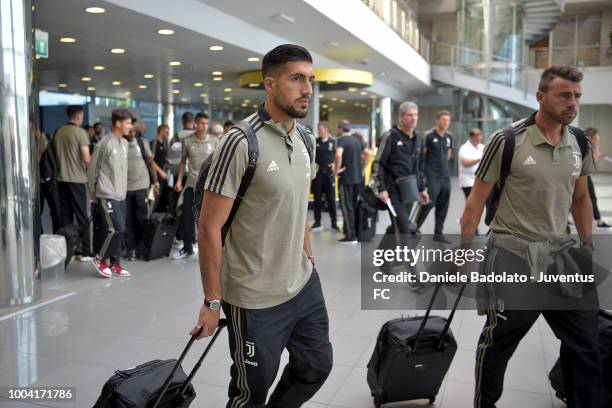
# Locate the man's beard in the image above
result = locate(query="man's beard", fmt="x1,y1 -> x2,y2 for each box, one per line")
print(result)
277,96 -> 309,119
543,104 -> 576,125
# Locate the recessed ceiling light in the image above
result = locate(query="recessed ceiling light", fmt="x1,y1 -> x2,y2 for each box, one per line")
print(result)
144,74 -> 155,79
171,78 -> 181,83
193,82 -> 203,87
319,94 -> 324,98
360,91 -> 368,96
348,87 -> 357,92
57,83 -> 67,88
224,96 -> 231,101
327,81 -> 337,85
87,86 -> 96,91
110,48 -> 125,54
354,102 -> 360,107
244,99 -> 250,103
85,7 -> 105,14
209,45 -> 224,51
81,76 -> 92,82
322,40 -> 340,48
322,104 -> 329,108
252,104 -> 258,108
211,71 -> 222,76
339,99 -> 346,103
247,57 -> 259,62
157,29 -> 174,35
138,84 -> 147,89
224,88 -> 232,92
112,80 -> 121,86
271,13 -> 296,24
213,77 -> 223,81
249,83 -> 259,87
328,108 -> 334,112
181,97 -> 187,102
169,61 -> 181,66
172,90 -> 180,94
200,93 -> 207,97
93,65 -> 105,71
331,97 -> 338,101
60,37 -> 76,43
125,91 -> 131,96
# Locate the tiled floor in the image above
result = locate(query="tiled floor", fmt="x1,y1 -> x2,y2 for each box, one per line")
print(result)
1,175 -> 610,407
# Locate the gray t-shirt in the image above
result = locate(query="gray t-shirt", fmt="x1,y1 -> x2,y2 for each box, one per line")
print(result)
205,109 -> 316,309
88,134 -> 128,201
127,138 -> 153,192
182,135 -> 218,188
53,123 -> 90,183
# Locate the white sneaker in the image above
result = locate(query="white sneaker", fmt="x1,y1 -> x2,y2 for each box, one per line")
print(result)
172,239 -> 184,249
173,249 -> 195,260
75,255 -> 93,262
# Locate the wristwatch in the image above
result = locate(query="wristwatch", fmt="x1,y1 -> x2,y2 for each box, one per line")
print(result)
204,298 -> 221,311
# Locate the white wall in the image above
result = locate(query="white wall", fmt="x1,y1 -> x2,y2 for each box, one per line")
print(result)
579,105 -> 612,173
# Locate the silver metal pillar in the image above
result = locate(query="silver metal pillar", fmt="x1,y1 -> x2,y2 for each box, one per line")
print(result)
0,0 -> 41,306
302,81 -> 319,132
162,103 -> 174,133
379,97 -> 392,136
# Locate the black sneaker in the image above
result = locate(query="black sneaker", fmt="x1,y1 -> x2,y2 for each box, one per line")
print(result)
331,223 -> 340,231
433,234 -> 451,244
311,222 -> 322,231
338,236 -> 358,244
597,221 -> 611,229
126,250 -> 136,262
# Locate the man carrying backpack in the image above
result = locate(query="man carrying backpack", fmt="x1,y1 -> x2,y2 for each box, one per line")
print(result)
190,44 -> 332,407
461,65 -> 602,408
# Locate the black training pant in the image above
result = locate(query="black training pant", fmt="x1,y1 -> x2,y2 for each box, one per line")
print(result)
339,182 -> 360,239
58,182 -> 91,256
93,198 -> 126,265
427,177 -> 450,235
312,171 -> 336,224
587,176 -> 600,221
40,182 -> 61,233
125,189 -> 148,253
180,187 -> 196,253
222,270 -> 333,408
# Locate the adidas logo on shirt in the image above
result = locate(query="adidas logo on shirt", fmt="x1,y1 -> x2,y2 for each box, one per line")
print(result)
266,160 -> 280,172
522,156 -> 537,166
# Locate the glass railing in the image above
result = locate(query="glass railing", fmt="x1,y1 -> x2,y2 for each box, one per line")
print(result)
429,42 -> 530,93
361,0 -> 431,61
528,45 -> 604,69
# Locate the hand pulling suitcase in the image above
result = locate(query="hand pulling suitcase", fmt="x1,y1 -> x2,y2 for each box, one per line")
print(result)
549,310 -> 612,405
137,212 -> 178,261
357,200 -> 378,242
93,319 -> 227,408
367,284 -> 465,407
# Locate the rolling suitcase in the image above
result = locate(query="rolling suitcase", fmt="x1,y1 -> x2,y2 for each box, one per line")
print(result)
357,200 -> 378,242
367,283 -> 465,407
549,310 -> 612,405
94,319 -> 227,408
137,213 -> 178,261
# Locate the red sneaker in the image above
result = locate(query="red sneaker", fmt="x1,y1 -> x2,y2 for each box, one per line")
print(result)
92,256 -> 111,278
110,263 -> 131,277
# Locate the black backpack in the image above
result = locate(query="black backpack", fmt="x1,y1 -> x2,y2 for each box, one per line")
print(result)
484,125 -> 588,225
193,120 -> 313,243
40,138 -> 58,185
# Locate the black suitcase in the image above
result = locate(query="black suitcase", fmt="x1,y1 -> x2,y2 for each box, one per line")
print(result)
367,284 -> 465,407
357,200 -> 378,242
549,310 -> 612,405
137,213 -> 178,261
94,319 -> 226,408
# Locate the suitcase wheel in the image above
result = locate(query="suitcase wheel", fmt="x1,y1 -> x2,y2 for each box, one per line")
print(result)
429,396 -> 436,405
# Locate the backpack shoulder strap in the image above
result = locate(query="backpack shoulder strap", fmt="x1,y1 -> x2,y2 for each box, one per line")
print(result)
568,125 -> 588,158
136,137 -> 147,163
295,123 -> 314,163
499,126 -> 516,189
223,121 -> 259,232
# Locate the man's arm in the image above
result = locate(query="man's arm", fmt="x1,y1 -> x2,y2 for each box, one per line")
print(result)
334,147 -> 344,176
80,145 -> 91,166
144,156 -> 159,184
175,156 -> 187,192
361,148 -> 371,172
460,177 -> 495,236
303,220 -> 313,261
191,191 -> 234,339
570,175 -> 593,247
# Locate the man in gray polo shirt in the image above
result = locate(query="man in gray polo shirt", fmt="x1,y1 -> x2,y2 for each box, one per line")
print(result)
88,109 -> 132,278
173,112 -> 218,260
191,44 -> 332,407
461,65 -> 602,408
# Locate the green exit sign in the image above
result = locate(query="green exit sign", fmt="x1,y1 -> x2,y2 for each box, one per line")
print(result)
35,29 -> 48,58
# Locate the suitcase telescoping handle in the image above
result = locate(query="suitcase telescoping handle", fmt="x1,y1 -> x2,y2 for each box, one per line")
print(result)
152,319 -> 228,408
413,283 -> 466,352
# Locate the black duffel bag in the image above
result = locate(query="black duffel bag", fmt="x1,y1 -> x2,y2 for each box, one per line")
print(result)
93,319 -> 226,408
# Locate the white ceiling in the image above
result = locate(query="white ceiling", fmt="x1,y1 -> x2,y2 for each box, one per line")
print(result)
33,0 -> 431,111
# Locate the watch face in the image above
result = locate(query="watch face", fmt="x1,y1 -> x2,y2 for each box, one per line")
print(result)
208,300 -> 221,310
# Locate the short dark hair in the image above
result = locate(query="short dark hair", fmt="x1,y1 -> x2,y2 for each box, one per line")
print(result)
93,122 -> 103,128
437,109 -> 452,119
223,120 -> 235,128
469,128 -> 482,137
538,65 -> 583,92
318,121 -> 330,130
195,112 -> 209,121
83,125 -> 92,130
111,109 -> 132,126
66,105 -> 83,118
182,111 -> 194,125
157,124 -> 169,133
262,44 -> 313,78
584,127 -> 599,137
338,119 -> 351,132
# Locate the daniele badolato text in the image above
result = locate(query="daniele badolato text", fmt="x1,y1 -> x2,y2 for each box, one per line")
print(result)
368,246 -> 594,301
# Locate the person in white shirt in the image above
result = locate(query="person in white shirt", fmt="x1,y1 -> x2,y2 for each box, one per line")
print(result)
458,128 -> 484,199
